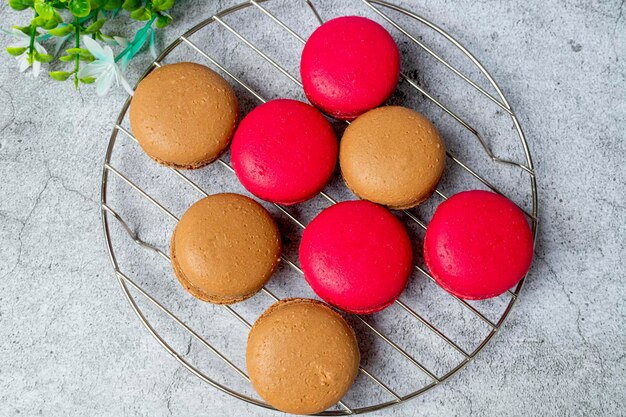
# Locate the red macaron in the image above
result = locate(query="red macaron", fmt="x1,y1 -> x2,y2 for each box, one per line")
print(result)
300,16 -> 400,120
230,99 -> 338,205
424,190 -> 534,300
299,200 -> 413,314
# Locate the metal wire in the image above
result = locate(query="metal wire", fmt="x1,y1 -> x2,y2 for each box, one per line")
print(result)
100,0 -> 538,414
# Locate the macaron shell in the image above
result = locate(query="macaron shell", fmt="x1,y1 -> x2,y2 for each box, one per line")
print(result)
130,62 -> 238,169
340,106 -> 446,209
247,298 -> 360,414
299,200 -> 413,314
170,193 -> 281,304
231,99 -> 338,205
301,16 -> 400,120
424,190 -> 534,300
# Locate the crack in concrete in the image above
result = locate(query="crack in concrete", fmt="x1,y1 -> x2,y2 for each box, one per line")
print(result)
0,210 -> 25,226
44,162 -> 98,206
161,337 -> 192,416
535,254 -> 607,376
0,86 -> 15,136
0,162 -> 98,283
0,175 -> 53,282
612,0 -> 626,64
617,0 -> 625,24
163,366 -> 184,417
52,175 -> 98,206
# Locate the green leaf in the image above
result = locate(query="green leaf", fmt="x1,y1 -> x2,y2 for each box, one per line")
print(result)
155,13 -> 172,29
52,9 -> 64,23
153,0 -> 173,12
84,19 -> 106,33
31,16 -> 49,27
8,0 -> 32,11
121,0 -> 141,11
119,24 -> 148,70
69,0 -> 91,17
66,47 -> 93,58
80,76 -> 96,84
48,24 -> 74,36
49,71 -> 71,81
34,0 -> 54,19
13,25 -> 33,36
34,51 -> 54,62
103,0 -> 121,10
41,18 -> 60,30
59,54 -> 76,62
130,6 -> 151,20
6,46 -> 27,56
90,0 -> 107,8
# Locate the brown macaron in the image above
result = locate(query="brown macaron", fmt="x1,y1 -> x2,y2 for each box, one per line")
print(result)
130,62 -> 238,169
247,298 -> 360,415
339,106 -> 446,209
170,193 -> 281,304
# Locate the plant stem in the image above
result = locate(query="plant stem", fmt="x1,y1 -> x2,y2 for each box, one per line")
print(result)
28,12 -> 37,63
74,18 -> 80,89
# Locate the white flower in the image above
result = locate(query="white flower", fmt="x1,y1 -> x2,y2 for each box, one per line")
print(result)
6,28 -> 48,77
78,36 -> 134,97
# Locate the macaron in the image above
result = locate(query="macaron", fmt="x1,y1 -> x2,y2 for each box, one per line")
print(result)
340,106 -> 446,209
299,200 -> 413,314
170,193 -> 281,304
230,99 -> 338,205
424,190 -> 534,300
300,16 -> 400,120
130,62 -> 238,169
247,298 -> 360,414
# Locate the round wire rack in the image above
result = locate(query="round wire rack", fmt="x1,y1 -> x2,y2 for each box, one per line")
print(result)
101,0 -> 538,414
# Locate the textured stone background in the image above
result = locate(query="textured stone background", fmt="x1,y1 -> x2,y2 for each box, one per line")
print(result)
0,0 -> 624,416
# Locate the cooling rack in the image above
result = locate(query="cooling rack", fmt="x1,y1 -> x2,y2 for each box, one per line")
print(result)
100,0 -> 539,414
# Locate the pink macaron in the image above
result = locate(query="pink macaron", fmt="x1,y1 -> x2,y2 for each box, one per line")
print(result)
230,99 -> 338,205
300,16 -> 400,120
424,190 -> 534,300
299,200 -> 413,314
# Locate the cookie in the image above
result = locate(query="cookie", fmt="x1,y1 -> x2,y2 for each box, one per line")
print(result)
301,16 -> 400,120
247,298 -> 360,414
424,190 -> 534,299
170,193 -> 281,303
299,200 -> 413,314
340,106 -> 445,209
130,62 -> 238,169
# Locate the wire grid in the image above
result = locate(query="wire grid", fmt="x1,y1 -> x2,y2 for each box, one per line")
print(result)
100,0 -> 539,414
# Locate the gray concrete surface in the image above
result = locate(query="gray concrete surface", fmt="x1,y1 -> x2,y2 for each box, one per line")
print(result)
0,0 -> 624,416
